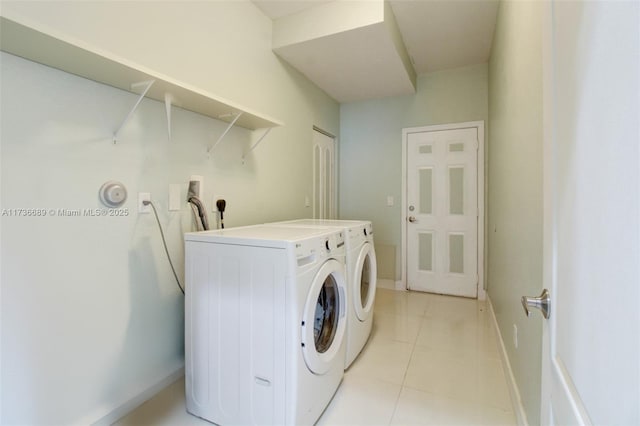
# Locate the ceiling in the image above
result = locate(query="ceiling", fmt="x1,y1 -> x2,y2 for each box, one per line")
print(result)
253,0 -> 333,19
390,0 -> 498,73
253,0 -> 499,102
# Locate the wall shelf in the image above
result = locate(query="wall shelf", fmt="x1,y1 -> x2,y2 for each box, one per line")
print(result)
0,15 -> 284,131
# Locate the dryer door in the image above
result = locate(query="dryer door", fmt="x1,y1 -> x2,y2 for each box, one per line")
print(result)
354,242 -> 377,322
301,259 -> 347,375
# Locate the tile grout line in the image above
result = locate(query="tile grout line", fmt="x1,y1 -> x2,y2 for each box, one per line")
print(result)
391,294 -> 517,423
387,302 -> 426,425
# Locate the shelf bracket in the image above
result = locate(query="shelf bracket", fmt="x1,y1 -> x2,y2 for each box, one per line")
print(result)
207,112 -> 243,154
242,128 -> 272,164
165,93 -> 173,142
113,79 -> 155,144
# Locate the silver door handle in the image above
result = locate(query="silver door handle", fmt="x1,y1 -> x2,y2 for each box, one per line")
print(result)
521,289 -> 551,319
408,216 -> 417,223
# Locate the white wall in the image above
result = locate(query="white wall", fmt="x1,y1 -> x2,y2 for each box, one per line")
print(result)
339,64 -> 488,281
0,1 -> 339,424
487,1 -> 543,424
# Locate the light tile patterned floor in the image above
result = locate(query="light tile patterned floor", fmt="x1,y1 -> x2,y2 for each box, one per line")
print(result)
116,289 -> 517,426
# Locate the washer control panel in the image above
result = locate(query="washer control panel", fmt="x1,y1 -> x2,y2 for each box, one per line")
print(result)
295,230 -> 345,266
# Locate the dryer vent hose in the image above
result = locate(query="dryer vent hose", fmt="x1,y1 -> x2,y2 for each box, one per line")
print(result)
188,196 -> 210,231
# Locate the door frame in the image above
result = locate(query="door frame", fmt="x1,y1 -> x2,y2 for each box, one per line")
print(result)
400,121 -> 485,299
312,126 -> 338,219
540,1 -> 554,422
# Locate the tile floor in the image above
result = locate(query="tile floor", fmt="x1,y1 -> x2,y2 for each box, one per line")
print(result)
116,288 -> 517,426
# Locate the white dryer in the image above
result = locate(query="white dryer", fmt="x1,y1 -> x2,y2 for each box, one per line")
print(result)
184,225 -> 347,425
270,219 -> 377,369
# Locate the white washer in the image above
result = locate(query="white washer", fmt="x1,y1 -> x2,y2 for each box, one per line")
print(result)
184,225 -> 347,425
270,219 -> 377,369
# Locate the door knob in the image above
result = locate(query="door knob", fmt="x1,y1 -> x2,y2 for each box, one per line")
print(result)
521,289 -> 551,319
408,216 -> 417,223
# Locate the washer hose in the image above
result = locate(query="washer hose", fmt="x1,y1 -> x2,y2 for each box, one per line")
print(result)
188,196 -> 210,231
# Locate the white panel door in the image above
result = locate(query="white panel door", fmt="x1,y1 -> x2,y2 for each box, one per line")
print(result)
539,1 -> 640,424
313,130 -> 336,219
406,127 -> 478,297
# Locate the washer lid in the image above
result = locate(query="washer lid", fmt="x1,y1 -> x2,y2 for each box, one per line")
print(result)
185,224 -> 337,247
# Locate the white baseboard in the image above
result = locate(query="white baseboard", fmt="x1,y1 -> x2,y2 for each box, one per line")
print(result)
82,363 -> 184,426
478,286 -> 487,301
487,297 -> 529,426
376,279 -> 406,291
376,278 -> 395,290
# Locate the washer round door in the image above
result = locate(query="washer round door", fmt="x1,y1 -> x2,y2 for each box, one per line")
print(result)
301,259 -> 347,375
353,242 -> 377,322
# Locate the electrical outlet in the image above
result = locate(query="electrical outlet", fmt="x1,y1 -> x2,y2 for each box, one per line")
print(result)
305,196 -> 311,207
387,196 -> 394,206
212,196 -> 224,211
139,192 -> 151,213
513,324 -> 518,349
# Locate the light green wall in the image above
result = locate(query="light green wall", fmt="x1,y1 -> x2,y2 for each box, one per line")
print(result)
488,1 -> 543,424
0,1 -> 338,424
339,64 -> 488,281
